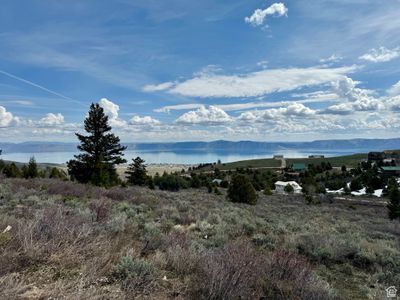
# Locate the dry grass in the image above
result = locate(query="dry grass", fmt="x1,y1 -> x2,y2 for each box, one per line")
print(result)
0,177 -> 399,299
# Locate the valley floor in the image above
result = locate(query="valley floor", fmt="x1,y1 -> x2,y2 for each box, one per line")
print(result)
0,178 -> 399,299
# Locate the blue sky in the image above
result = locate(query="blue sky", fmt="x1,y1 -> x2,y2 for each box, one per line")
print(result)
1,0 -> 400,142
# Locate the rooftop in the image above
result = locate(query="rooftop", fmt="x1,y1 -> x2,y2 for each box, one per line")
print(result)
381,166 -> 400,171
291,163 -> 306,170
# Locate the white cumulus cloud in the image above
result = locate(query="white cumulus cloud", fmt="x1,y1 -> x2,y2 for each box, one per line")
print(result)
330,77 -> 384,112
359,46 -> 400,63
245,3 -> 288,27
176,106 -> 232,125
387,96 -> 400,111
99,98 -> 127,127
0,106 -> 15,127
238,103 -> 316,123
40,113 -> 65,125
130,115 -> 161,126
388,80 -> 400,96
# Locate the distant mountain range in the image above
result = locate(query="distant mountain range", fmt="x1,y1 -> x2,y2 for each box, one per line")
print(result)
1,138 -> 400,154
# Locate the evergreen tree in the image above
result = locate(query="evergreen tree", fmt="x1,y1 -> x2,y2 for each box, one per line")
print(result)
0,159 -> 5,172
284,184 -> 295,194
227,174 -> 258,205
49,167 -> 67,180
387,177 -> 400,220
190,173 -> 201,188
67,103 -> 126,187
125,157 -> 147,186
3,162 -> 21,178
146,176 -> 155,189
22,157 -> 38,178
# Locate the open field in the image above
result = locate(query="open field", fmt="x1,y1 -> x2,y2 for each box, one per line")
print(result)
286,153 -> 368,169
0,178 -> 398,299
196,158 -> 282,171
197,153 -> 368,172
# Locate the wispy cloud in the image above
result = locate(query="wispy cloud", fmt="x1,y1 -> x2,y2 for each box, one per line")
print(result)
0,70 -> 85,107
359,46 -> 400,63
144,65 -> 356,98
319,54 -> 343,63
154,96 -> 339,114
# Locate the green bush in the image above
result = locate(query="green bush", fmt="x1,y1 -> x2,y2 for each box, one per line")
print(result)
263,186 -> 273,195
3,163 -> 21,178
113,256 -> 156,294
284,184 -> 294,194
114,256 -> 154,280
157,173 -> 189,191
350,178 -> 362,191
227,174 -> 258,205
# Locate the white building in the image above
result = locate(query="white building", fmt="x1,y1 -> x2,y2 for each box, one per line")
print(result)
274,181 -> 302,194
212,179 -> 223,185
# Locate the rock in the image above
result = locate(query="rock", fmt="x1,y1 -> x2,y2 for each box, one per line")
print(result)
2,225 -> 11,233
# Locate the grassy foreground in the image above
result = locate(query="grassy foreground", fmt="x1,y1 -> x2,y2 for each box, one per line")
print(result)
0,178 -> 399,299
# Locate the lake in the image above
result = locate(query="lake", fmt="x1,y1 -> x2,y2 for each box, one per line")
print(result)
0,149 -> 357,165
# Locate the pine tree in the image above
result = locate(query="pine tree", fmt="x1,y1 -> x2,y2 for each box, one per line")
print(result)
22,157 -> 38,178
67,103 -> 126,187
387,177 -> 400,220
125,156 -> 147,186
227,174 -> 258,205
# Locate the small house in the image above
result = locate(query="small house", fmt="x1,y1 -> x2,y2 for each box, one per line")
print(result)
380,166 -> 400,176
273,155 -> 284,159
212,179 -> 223,185
274,181 -> 302,194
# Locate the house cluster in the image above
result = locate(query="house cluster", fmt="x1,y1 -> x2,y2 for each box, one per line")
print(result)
368,150 -> 400,176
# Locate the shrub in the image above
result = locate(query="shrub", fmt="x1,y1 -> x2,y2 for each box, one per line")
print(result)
89,198 -> 112,222
284,184 -> 294,194
146,176 -> 155,189
3,163 -> 21,178
49,167 -> 67,180
227,174 -> 258,205
46,180 -> 89,198
190,240 -> 263,299
113,256 -> 156,294
165,233 -> 201,277
387,177 -> 400,220
263,250 -> 339,299
350,178 -> 362,191
220,180 -> 229,188
214,187 -> 222,195
157,173 -> 189,191
190,174 -> 201,188
114,256 -> 154,279
264,186 -> 273,195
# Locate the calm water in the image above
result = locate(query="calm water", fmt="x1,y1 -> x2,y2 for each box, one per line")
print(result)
1,149 -> 356,165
